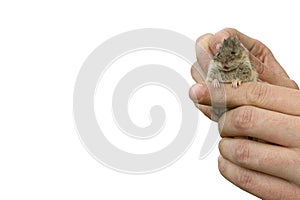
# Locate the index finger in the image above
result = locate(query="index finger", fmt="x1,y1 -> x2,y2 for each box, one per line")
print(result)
189,82 -> 300,116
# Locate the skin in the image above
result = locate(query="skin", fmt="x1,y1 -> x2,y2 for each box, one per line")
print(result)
189,28 -> 300,199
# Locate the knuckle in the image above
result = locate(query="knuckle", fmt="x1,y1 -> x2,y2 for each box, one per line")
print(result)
234,140 -> 251,164
236,169 -> 253,188
222,27 -> 238,35
249,56 -> 265,74
259,46 -> 272,63
232,106 -> 255,131
278,188 -> 300,200
259,147 -> 285,166
191,62 -> 205,81
208,87 -> 226,106
246,83 -> 270,106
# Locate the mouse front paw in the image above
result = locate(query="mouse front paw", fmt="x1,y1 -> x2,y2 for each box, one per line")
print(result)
231,79 -> 242,88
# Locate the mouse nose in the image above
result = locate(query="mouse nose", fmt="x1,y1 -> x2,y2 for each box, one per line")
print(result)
221,61 -> 227,65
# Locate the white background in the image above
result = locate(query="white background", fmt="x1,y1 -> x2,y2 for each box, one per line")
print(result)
1,1 -> 300,199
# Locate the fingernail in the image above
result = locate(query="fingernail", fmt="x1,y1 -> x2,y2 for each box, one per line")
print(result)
219,138 -> 229,151
216,43 -> 221,51
189,83 -> 206,101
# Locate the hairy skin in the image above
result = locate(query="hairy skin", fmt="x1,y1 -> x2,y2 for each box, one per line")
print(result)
190,28 -> 300,199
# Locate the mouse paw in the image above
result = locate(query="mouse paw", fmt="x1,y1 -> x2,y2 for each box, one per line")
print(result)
231,80 -> 242,88
212,79 -> 220,88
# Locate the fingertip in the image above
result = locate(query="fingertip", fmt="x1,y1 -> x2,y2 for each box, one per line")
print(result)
218,137 -> 228,152
196,33 -> 213,46
216,43 -> 221,51
191,62 -> 206,82
289,79 -> 299,90
194,103 -> 213,120
189,83 -> 206,101
196,33 -> 214,54
210,29 -> 233,53
195,34 -> 214,70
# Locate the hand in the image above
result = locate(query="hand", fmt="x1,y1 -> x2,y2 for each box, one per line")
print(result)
191,28 -> 298,89
190,28 -> 300,199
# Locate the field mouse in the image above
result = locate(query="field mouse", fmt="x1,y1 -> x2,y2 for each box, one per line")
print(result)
206,36 -> 258,88
206,36 -> 258,118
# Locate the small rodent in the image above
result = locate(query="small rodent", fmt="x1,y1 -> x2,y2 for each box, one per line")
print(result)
206,36 -> 258,88
206,36 -> 258,118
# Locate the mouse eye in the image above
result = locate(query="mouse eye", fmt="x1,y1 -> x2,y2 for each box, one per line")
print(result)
231,51 -> 236,55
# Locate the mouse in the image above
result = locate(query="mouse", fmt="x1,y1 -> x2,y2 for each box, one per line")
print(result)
206,36 -> 258,118
206,36 -> 258,88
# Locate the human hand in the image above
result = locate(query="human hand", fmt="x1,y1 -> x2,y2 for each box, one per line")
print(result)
191,28 -> 298,89
190,28 -> 300,199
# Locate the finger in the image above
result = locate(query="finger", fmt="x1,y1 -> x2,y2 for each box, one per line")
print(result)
189,85 -> 213,120
248,53 -> 299,89
195,33 -> 213,73
189,82 -> 300,116
219,106 -> 300,147
194,103 -> 222,122
218,155 -> 300,199
219,138 -> 300,186
209,28 -> 298,88
210,28 -> 279,68
191,62 -> 206,83
194,103 -> 211,118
